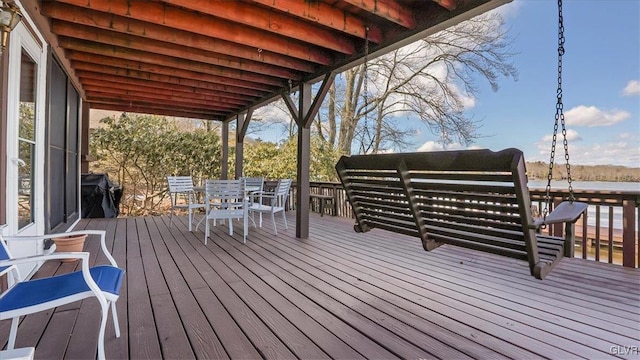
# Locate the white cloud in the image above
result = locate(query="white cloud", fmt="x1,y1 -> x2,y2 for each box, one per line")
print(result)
619,132 -> 634,139
622,80 -> 640,96
540,129 -> 582,142
565,105 -> 630,127
254,101 -> 292,124
416,141 -> 483,152
534,133 -> 640,167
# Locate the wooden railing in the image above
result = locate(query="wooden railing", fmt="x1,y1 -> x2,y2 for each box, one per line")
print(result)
299,181 -> 639,269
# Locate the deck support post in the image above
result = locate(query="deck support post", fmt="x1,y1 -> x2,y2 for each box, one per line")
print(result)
622,199 -> 637,268
283,72 -> 336,239
296,85 -> 311,239
221,120 -> 229,180
235,109 -> 253,179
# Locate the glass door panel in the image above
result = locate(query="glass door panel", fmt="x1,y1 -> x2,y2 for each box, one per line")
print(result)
17,51 -> 37,229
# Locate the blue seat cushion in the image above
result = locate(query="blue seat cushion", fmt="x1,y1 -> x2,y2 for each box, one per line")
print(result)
0,265 -> 124,313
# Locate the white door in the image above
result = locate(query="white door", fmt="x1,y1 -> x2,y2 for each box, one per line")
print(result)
5,21 -> 47,278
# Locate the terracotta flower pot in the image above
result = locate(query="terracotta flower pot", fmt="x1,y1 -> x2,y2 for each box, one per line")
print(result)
53,234 -> 87,262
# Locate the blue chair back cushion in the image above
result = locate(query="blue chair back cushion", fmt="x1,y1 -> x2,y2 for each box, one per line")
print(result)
0,265 -> 124,313
0,243 -> 9,261
0,239 -> 11,274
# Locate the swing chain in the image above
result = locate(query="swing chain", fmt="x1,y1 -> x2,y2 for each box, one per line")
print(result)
544,0 -> 574,219
361,26 -> 372,151
363,27 -> 369,121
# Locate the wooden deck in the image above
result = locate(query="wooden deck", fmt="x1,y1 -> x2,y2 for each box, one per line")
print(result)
2,213 -> 639,359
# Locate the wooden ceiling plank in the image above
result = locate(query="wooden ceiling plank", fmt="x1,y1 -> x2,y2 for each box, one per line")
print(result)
53,0 -> 334,65
52,21 -> 304,81
70,60 -> 267,98
342,0 -> 416,29
79,78 -> 248,106
161,0 -> 356,54
58,37 -> 286,88
84,87 -> 242,111
41,1 -> 317,73
76,72 -> 251,104
433,0 -> 458,11
250,0 -> 382,43
88,98 -> 224,115
89,101 -> 224,120
85,90 -> 240,112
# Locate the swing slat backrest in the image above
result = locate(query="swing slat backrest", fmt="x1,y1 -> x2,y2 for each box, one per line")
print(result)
336,148 -> 585,279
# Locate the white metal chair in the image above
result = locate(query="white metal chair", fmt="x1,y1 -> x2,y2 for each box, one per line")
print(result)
167,176 -> 205,231
240,177 -> 264,226
249,178 -> 292,235
240,177 -> 264,205
0,228 -> 125,360
204,179 -> 249,244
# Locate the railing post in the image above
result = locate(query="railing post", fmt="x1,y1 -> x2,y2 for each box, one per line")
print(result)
622,199 -> 636,268
553,197 -> 563,237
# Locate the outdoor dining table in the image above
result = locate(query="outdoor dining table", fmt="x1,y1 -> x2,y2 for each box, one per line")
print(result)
193,185 -> 261,194
192,184 -> 261,233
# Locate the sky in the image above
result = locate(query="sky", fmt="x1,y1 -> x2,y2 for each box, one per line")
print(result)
415,0 -> 640,167
254,0 -> 640,168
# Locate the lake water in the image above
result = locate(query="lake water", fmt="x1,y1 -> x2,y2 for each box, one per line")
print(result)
527,180 -> 639,192
527,181 -> 639,230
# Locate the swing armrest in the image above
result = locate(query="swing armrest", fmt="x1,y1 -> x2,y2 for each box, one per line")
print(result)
532,201 -> 588,228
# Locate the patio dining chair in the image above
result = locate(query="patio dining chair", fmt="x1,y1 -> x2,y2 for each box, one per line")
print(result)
240,177 -> 264,225
240,177 -> 264,205
0,228 -> 125,360
249,178 -> 292,235
204,179 -> 249,245
167,176 -> 206,231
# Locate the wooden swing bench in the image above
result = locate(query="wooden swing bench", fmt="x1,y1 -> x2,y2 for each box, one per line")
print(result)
335,148 -> 588,279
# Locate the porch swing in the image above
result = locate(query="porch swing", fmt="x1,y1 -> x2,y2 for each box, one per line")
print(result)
335,0 -> 588,279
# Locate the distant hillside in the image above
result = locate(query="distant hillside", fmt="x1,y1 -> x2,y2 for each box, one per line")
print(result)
526,162 -> 640,182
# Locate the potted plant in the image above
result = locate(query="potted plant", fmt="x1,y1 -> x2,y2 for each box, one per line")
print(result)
52,234 -> 88,262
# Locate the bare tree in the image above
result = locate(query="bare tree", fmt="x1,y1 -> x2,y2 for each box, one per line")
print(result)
316,11 -> 517,154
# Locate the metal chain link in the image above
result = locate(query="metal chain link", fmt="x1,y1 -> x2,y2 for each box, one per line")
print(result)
544,0 -> 574,218
557,0 -> 575,202
363,27 -> 369,123
362,26 -> 371,148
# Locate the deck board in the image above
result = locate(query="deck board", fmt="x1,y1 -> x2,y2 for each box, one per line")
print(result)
314,219 -> 639,333
301,222 -> 621,358
2,212 -> 639,359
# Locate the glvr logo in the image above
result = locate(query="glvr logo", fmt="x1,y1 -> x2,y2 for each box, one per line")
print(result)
610,346 -> 639,355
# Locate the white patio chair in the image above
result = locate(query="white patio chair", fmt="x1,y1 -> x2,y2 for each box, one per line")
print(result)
167,176 -> 205,231
249,178 -> 292,235
240,177 -> 264,205
0,228 -> 125,360
240,177 -> 264,226
204,179 -> 249,245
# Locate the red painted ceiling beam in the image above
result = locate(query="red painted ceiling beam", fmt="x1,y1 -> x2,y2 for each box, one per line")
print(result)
433,0 -> 458,11
58,37 -> 286,88
161,0 -> 356,54
80,78 -> 248,106
89,101 -> 225,120
76,71 -> 253,104
41,2 -> 317,73
85,90 -> 239,112
87,98 -> 226,115
342,0 -> 415,29
53,0 -> 334,65
52,21 -> 303,81
250,0 -> 382,43
69,59 -> 267,99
